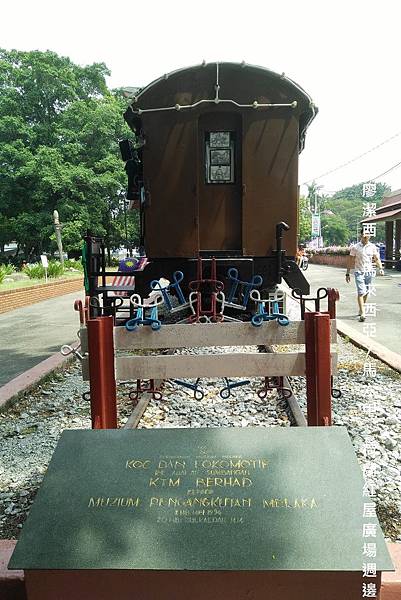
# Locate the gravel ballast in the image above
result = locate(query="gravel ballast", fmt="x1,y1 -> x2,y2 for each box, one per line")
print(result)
0,335 -> 400,541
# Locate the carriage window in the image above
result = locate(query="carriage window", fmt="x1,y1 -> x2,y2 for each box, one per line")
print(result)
205,131 -> 235,184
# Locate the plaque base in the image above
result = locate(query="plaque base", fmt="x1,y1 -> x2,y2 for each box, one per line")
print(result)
25,569 -> 381,600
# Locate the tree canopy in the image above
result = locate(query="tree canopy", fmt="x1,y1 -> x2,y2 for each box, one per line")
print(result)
1,50 -> 394,257
323,181 -> 389,244
301,180 -> 390,245
0,49 -> 137,259
298,196 -> 312,243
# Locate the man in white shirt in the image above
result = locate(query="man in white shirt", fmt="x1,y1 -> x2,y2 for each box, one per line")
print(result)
346,229 -> 384,322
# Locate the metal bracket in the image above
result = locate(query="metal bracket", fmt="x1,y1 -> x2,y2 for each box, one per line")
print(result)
126,293 -> 163,331
331,375 -> 342,399
219,377 -> 250,398
150,271 -> 190,314
74,298 -> 88,324
292,287 -> 328,320
173,378 -> 205,400
225,268 -> 263,310
185,258 -> 225,323
257,376 -> 292,400
129,379 -> 163,402
180,290 -> 226,324
250,290 -> 289,327
60,344 -> 84,362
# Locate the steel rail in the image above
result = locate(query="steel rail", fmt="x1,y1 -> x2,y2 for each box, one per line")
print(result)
262,345 -> 307,427
123,344 -> 307,429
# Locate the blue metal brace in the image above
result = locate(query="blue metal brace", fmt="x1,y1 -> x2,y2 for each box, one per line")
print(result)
150,271 -> 189,313
226,268 -> 263,310
126,293 -> 162,331
250,290 -> 289,327
219,377 -> 251,399
173,378 -> 204,400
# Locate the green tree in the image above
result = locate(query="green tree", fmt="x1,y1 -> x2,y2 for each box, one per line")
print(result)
330,182 -> 389,203
0,49 -> 137,260
321,214 -> 349,246
306,180 -> 324,213
324,181 -> 390,243
298,196 -> 312,243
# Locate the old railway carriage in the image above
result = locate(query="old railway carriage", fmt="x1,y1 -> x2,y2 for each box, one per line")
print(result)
121,62 -> 317,294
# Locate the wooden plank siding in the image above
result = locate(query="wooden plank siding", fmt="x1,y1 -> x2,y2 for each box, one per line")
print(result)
81,352 -> 338,382
112,320 -> 337,351
80,319 -> 338,382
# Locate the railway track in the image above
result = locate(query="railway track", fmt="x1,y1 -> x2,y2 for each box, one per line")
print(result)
1,330 -> 400,542
122,344 -> 307,430
120,288 -> 315,430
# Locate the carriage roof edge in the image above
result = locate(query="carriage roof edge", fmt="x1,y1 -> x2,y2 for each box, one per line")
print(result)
124,62 -> 317,152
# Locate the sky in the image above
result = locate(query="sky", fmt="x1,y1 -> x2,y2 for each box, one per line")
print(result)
1,0 -> 401,198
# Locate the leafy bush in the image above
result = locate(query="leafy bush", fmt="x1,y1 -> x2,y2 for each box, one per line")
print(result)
64,258 -> 83,271
47,260 -> 64,278
2,264 -> 16,275
0,263 -> 16,284
307,246 -> 350,256
24,263 -> 46,279
23,260 -> 65,279
0,266 -> 7,284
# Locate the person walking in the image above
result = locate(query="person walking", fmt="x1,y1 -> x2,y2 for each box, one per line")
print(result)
346,229 -> 384,321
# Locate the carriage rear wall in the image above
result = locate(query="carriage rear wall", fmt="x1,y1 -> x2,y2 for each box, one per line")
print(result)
125,63 -> 314,262
141,109 -> 299,258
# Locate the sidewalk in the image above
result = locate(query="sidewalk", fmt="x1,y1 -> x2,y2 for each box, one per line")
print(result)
304,264 -> 401,356
0,290 -> 84,387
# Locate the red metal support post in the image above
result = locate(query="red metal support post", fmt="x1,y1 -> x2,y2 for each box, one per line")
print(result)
305,312 -> 332,426
87,315 -> 118,429
314,313 -> 332,426
74,299 -> 85,325
305,312 -> 317,425
327,288 -> 340,319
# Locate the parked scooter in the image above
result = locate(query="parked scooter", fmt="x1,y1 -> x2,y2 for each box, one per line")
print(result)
299,254 -> 309,271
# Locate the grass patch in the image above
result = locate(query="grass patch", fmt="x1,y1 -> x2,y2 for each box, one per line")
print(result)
0,271 -> 82,291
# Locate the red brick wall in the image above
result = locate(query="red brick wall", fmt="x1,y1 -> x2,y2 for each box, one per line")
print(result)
309,255 -> 348,268
0,278 -> 83,314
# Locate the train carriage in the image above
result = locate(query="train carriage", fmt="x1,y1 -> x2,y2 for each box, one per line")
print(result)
119,61 -> 317,295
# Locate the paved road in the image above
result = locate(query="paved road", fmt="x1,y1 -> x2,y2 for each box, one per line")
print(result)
0,290 -> 84,386
300,264 -> 401,355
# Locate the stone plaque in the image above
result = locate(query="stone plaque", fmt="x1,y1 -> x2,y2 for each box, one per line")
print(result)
9,427 -> 393,572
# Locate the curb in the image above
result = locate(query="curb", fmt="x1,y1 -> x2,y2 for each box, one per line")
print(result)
285,292 -> 401,374
336,319 -> 401,373
0,350 -> 74,412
